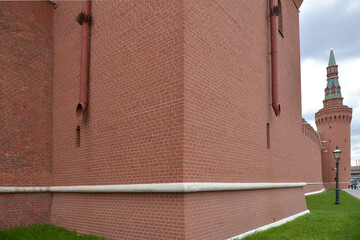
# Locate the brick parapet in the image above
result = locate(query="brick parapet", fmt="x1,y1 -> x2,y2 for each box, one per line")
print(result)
301,119 -> 323,193
302,118 -> 321,147
315,105 -> 352,125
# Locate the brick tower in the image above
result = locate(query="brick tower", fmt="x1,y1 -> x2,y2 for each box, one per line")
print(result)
315,48 -> 352,189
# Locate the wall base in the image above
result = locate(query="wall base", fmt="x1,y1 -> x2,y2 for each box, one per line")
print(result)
228,210 -> 310,239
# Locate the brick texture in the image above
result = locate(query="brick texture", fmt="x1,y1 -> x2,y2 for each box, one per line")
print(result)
50,1 -> 308,239
182,0 -> 305,184
51,193 -> 185,240
0,1 -> 54,230
184,188 -> 306,240
52,0 -> 184,186
0,193 -> 52,230
1,0 -> 319,239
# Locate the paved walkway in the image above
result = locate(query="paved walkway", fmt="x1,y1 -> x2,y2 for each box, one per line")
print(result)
343,189 -> 360,200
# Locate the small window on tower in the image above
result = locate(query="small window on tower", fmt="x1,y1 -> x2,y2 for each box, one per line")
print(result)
267,123 -> 270,149
76,126 -> 80,147
331,86 -> 335,94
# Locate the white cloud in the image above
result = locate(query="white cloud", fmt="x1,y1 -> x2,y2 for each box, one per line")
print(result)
300,0 -> 337,15
345,1 -> 360,14
351,135 -> 360,165
301,58 -> 325,120
339,58 -> 360,107
300,0 -> 360,61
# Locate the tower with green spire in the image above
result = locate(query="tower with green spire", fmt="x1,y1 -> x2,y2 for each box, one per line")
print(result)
315,47 -> 352,189
323,47 -> 343,106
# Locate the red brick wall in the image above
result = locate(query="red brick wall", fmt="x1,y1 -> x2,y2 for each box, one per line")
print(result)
49,1 -> 309,239
0,1 -> 54,230
52,0 -> 184,186
182,0 -> 304,183
51,193 -> 185,240
51,1 -> 186,238
301,120 -> 323,193
1,0 -> 312,238
0,193 -> 52,230
184,188 -> 306,240
179,1 -> 308,237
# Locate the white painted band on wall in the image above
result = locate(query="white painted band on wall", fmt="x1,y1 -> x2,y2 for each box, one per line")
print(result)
0,186 -> 50,193
306,182 -> 323,185
228,210 -> 310,239
323,182 -> 349,184
0,182 -> 306,193
304,188 -> 325,196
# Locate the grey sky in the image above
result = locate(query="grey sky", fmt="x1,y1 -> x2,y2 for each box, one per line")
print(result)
300,0 -> 360,61
299,0 -> 360,166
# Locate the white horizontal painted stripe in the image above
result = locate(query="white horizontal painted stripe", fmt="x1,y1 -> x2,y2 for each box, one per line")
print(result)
228,210 -> 310,239
0,186 -> 50,193
0,182 -> 306,193
323,182 -> 349,184
304,188 -> 325,196
306,182 -> 323,185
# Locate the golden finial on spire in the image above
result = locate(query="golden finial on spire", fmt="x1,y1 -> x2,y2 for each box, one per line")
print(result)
331,46 -> 333,50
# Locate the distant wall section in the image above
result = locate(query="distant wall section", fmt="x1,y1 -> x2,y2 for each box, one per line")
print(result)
301,119 -> 323,194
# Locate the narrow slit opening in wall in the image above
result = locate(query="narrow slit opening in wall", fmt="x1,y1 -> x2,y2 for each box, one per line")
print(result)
278,0 -> 284,37
76,126 -> 80,147
267,123 -> 270,149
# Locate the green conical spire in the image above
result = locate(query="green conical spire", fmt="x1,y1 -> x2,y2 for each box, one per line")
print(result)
328,47 -> 336,66
324,47 -> 342,100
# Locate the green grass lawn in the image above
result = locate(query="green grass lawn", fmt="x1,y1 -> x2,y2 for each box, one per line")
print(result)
0,224 -> 106,240
242,189 -> 360,240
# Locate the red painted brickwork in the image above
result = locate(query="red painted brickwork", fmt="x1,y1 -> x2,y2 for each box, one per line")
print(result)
182,0 -> 304,183
0,1 -> 54,230
51,193 -> 185,240
316,106 -> 352,189
301,119 -> 323,193
0,193 -> 52,230
2,0 -> 313,238
184,188 -> 306,240
51,1 -> 185,237
52,0 -> 184,186
49,0 -> 309,239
